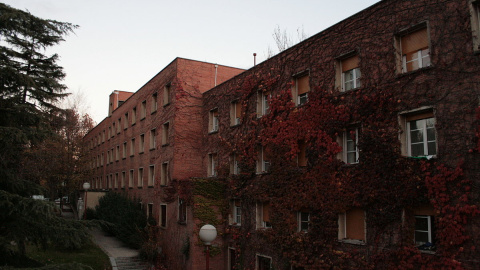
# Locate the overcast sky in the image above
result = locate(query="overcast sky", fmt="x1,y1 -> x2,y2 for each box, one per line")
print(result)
3,0 -> 380,123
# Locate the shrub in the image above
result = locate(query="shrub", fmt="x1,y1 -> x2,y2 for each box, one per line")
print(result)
95,192 -> 147,249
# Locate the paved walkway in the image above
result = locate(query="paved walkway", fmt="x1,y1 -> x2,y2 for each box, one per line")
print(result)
90,228 -> 149,270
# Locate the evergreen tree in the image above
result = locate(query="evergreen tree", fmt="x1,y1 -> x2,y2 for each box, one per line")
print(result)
0,3 -> 91,262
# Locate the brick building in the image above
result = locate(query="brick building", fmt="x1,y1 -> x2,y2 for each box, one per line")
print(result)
85,0 -> 480,269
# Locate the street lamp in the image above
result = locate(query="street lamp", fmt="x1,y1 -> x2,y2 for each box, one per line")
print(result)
82,182 -> 90,220
199,224 -> 217,270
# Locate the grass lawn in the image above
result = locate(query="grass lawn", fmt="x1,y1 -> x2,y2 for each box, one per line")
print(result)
27,240 -> 111,270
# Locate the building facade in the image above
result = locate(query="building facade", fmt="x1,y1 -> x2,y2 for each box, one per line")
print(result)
85,0 -> 480,269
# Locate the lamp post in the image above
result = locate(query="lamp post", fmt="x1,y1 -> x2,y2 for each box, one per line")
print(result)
82,182 -> 90,219
199,224 -> 217,270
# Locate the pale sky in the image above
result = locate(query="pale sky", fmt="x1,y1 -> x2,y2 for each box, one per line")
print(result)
3,0 -> 380,123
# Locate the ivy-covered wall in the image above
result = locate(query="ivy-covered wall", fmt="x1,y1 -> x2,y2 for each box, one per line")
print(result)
201,0 -> 480,269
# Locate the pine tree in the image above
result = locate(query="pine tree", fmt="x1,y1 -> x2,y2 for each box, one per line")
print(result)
0,3 -> 91,263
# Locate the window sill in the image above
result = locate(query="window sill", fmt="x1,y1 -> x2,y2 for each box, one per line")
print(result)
139,151 -> 144,154
132,123 -> 136,126
256,171 -> 270,175
148,186 -> 154,188
163,103 -> 170,107
129,187 -> 133,189
230,123 -> 241,128
141,117 -> 145,121
396,65 -> 433,78
418,250 -> 436,255
137,186 -> 143,189
122,157 -> 126,160
130,155 -> 134,157
177,221 -> 187,225
209,130 -> 219,135
150,148 -> 155,151
407,155 -> 436,160
151,110 -> 157,115
162,143 -> 169,147
338,239 -> 366,245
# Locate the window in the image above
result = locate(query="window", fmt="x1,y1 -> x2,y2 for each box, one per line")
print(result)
399,27 -> 430,73
151,93 -> 158,113
400,110 -> 436,157
108,127 -> 112,138
163,84 -> 171,106
121,171 -> 126,188
130,138 -> 135,156
228,248 -> 237,270
131,107 -> 136,125
114,173 -> 118,189
338,208 -> 366,243
112,123 -> 116,137
100,153 -> 104,166
293,74 -> 310,106
297,140 -> 307,167
341,55 -> 361,91
110,148 -> 114,164
148,165 -> 155,187
108,174 -> 113,189
338,128 -> 359,164
147,203 -> 153,219
230,200 -> 242,226
141,100 -> 146,119
471,1 -> 480,51
209,109 -> 219,133
122,142 -> 127,159
256,255 -> 272,270
256,146 -> 270,173
129,170 -> 134,188
178,198 -> 187,224
230,100 -> 242,126
298,212 -> 310,232
138,168 -> 144,188
257,91 -> 270,117
139,134 -> 145,153
413,205 -> 436,250
102,130 -> 105,142
107,150 -> 110,164
230,153 -> 240,175
124,113 -> 129,129
256,202 -> 272,229
162,122 -> 169,145
161,162 -> 169,186
150,129 -> 156,150
116,145 -> 120,161
159,204 -> 167,228
117,119 -> 121,134
208,153 -> 217,177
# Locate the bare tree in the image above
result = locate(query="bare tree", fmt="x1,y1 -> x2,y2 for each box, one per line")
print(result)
265,25 -> 309,58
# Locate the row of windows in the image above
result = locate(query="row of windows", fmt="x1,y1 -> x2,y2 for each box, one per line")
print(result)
139,198 -> 186,228
207,109 -> 436,176
90,123 -> 171,169
89,84 -> 172,149
230,200 -> 435,250
91,163 -> 170,189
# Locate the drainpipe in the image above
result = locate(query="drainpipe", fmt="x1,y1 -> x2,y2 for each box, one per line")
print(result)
253,53 -> 257,66
214,64 -> 218,86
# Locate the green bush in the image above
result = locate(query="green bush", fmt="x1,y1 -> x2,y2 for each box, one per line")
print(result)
95,192 -> 147,249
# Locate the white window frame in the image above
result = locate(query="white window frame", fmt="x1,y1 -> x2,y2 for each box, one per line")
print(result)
230,200 -> 241,226
256,254 -> 272,270
208,153 -> 217,177
231,153 -> 240,175
415,215 -> 433,246
209,109 -> 219,132
257,146 -> 270,174
298,211 -> 310,232
231,100 -> 241,126
256,202 -> 272,229
257,91 -> 270,118
402,48 -> 430,73
342,67 -> 361,91
407,117 -> 436,157
343,128 -> 359,164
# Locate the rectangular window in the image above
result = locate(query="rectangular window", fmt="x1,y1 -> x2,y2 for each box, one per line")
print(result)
230,100 -> 242,126
116,145 -> 120,161
209,109 -> 219,133
471,2 -> 480,51
131,107 -> 136,125
148,165 -> 155,186
101,153 -> 104,166
138,168 -> 144,188
121,171 -> 126,188
140,134 -> 145,153
108,127 -> 112,139
147,203 -> 153,219
112,123 -> 116,137
230,153 -> 240,175
122,142 -> 127,159
298,212 -> 310,232
151,93 -> 158,113
338,208 -> 366,243
297,140 -> 307,167
178,198 -> 187,224
257,91 -> 270,117
162,122 -> 169,145
341,55 -> 361,91
124,113 -> 129,129
160,204 -> 167,228
208,153 -> 217,177
114,173 -> 118,189
293,74 -> 310,106
228,248 -> 237,270
141,100 -> 147,119
256,255 -> 272,270
117,119 -> 121,134
110,148 -> 114,164
130,138 -> 135,156
405,112 -> 436,157
415,215 -> 435,248
161,162 -> 169,186
256,146 -> 270,173
163,84 -> 171,105
150,129 -> 156,150
107,150 -> 110,164
400,27 -> 430,73
342,128 -> 359,164
129,170 -> 134,188
256,202 -> 272,229
230,200 -> 242,225
102,130 -> 105,142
